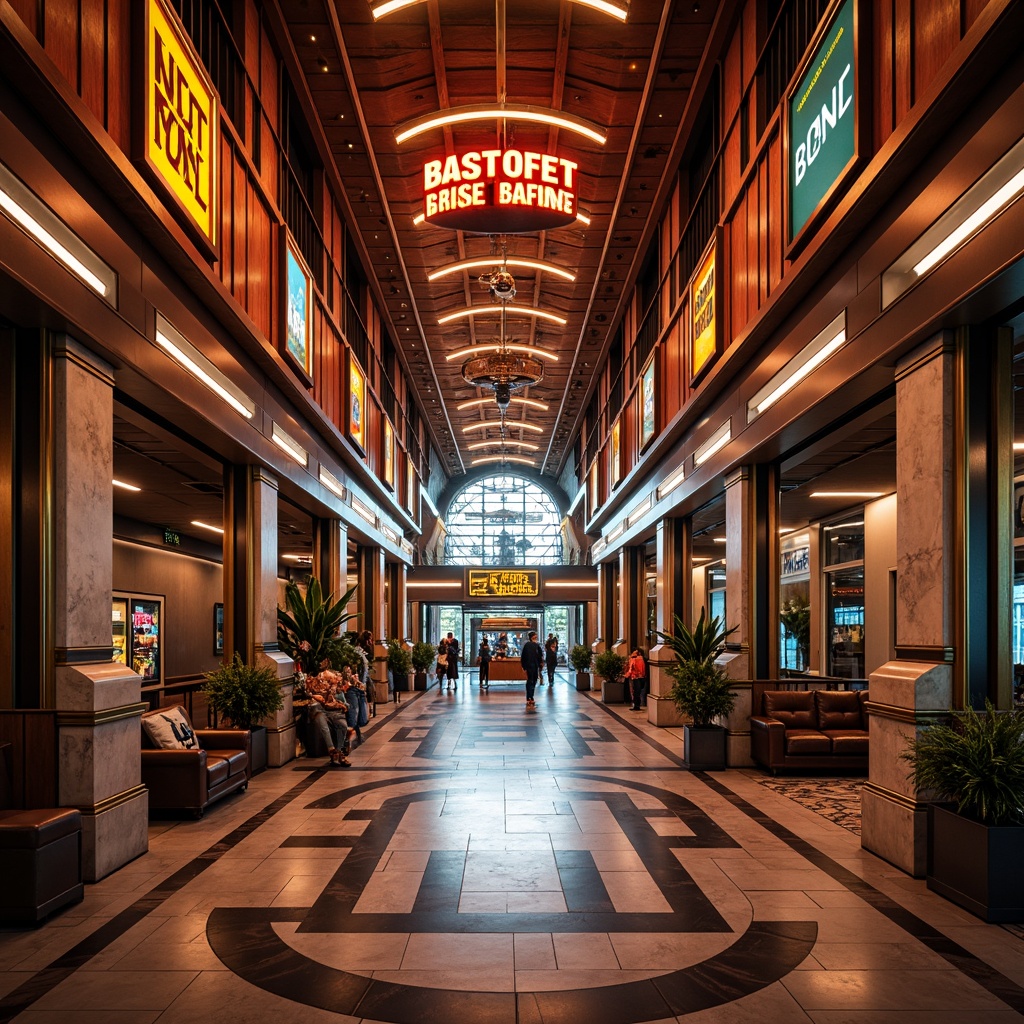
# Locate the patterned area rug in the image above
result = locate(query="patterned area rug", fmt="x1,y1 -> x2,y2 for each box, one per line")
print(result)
754,776 -> 864,835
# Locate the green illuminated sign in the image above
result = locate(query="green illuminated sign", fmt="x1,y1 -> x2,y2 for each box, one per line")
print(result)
789,0 -> 857,241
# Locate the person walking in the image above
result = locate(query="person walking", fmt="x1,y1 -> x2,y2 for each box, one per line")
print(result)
625,648 -> 648,711
477,637 -> 491,689
544,633 -> 558,685
446,632 -> 460,689
520,631 -> 544,710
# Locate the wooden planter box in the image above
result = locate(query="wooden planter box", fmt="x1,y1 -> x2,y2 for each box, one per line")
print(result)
683,725 -> 727,771
927,803 -> 1024,922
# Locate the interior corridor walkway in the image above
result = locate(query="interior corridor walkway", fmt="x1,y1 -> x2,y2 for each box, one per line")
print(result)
1,676 -> 1022,1023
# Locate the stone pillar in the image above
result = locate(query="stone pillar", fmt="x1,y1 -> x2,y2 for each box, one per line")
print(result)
862,334 -> 956,877
315,517 -> 348,605
723,466 -> 775,681
389,561 -> 409,641
359,545 -> 387,640
648,517 -> 687,726
614,546 -> 640,656
359,546 -> 389,692
52,336 -> 147,882
227,467 -> 294,767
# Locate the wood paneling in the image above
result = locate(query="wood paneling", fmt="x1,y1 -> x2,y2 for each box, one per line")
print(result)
915,1 -> 961,99
7,0 -> 36,35
44,1 -> 77,88
106,0 -> 130,149
0,712 -> 58,809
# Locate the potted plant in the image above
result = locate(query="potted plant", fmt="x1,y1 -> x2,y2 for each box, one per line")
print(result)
277,576 -> 358,677
902,701 -> 1024,922
411,641 -> 436,691
386,638 -> 413,693
203,652 -> 284,774
780,594 -> 811,672
658,608 -> 738,770
569,644 -> 593,691
594,649 -> 628,704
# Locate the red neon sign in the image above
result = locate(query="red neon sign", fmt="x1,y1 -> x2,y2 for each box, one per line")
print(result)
422,148 -> 578,232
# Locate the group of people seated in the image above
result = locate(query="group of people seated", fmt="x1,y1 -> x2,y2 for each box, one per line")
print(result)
304,629 -> 374,768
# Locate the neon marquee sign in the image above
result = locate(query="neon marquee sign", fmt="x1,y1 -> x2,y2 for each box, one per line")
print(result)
422,148 -> 578,232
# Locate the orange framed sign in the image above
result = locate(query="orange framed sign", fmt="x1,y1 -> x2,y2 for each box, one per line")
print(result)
348,354 -> 366,453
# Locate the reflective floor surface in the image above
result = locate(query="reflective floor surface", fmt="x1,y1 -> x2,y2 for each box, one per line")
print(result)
1,673 -> 1022,1023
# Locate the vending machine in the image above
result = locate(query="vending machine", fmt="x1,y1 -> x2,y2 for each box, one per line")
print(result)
112,592 -> 163,684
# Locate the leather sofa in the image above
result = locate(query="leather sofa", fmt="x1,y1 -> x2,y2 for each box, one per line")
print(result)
750,689 -> 869,774
140,706 -> 250,817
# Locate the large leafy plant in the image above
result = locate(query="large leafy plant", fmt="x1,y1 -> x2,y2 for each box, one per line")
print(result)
412,641 -> 437,673
658,608 -> 738,727
594,649 -> 627,683
902,702 -> 1024,827
277,577 -> 358,675
569,644 -> 593,673
387,638 -> 412,676
204,652 -> 284,730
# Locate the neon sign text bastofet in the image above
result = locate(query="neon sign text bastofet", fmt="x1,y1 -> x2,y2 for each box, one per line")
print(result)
422,149 -> 578,232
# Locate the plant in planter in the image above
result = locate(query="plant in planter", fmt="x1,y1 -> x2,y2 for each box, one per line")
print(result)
277,577 -> 359,677
569,644 -> 593,691
386,638 -> 413,693
594,649 -> 628,704
203,652 -> 285,774
780,594 -> 811,671
411,641 -> 437,691
902,701 -> 1024,921
658,608 -> 738,770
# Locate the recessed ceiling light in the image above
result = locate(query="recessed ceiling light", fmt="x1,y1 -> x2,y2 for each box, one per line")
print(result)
191,520 -> 224,535
809,491 -> 883,499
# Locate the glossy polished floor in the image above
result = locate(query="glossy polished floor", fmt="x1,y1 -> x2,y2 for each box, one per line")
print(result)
1,675 -> 1023,1023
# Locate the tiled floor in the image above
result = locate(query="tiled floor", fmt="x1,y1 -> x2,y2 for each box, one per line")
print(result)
1,674 -> 1023,1023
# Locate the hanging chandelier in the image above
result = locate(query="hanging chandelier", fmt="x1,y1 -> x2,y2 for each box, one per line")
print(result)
461,260 -> 544,409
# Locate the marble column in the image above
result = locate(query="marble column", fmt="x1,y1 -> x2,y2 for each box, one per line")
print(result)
722,466 -> 774,766
316,517 -> 348,606
359,546 -> 389,693
614,546 -> 640,655
52,336 -> 148,882
648,517 -> 687,726
234,467 -> 294,767
862,333 -> 955,877
389,561 -> 409,642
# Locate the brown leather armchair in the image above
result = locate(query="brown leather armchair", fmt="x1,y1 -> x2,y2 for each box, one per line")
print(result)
141,706 -> 250,817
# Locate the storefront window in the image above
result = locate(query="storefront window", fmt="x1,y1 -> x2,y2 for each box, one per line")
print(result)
707,563 -> 726,623
645,543 -> 657,650
780,532 -> 811,674
823,518 -> 865,565
826,566 -> 865,678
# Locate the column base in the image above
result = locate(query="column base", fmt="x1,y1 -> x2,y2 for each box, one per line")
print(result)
646,694 -> 685,727
81,787 -> 149,882
267,722 -> 297,768
862,782 -> 928,877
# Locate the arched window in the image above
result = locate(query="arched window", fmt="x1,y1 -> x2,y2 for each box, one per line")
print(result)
444,474 -> 563,565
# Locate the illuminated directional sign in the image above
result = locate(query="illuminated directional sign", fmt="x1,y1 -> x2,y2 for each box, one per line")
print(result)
466,569 -> 541,598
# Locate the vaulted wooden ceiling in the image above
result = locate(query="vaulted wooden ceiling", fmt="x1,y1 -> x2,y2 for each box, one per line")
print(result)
278,0 -> 724,485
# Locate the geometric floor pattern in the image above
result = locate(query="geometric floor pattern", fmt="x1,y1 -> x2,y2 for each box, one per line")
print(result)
1,673 -> 1022,1023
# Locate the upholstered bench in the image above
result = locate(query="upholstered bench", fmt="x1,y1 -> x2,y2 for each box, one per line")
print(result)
0,807 -> 84,924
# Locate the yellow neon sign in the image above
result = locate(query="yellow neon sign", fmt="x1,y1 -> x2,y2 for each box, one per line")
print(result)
144,0 -> 218,249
